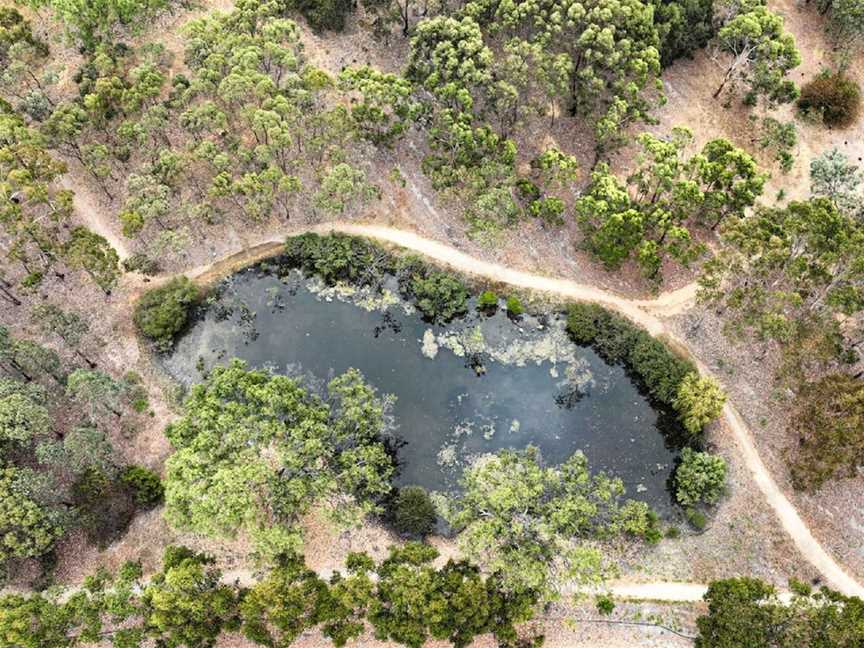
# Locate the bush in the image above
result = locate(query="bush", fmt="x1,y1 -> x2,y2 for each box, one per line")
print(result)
134,277 -> 199,351
409,272 -> 469,323
121,465 -> 164,507
685,507 -> 707,530
789,374 -> 864,491
123,253 -> 160,276
284,233 -> 389,287
291,0 -> 354,31
595,594 -> 615,615
505,296 -> 524,317
477,290 -> 498,312
391,486 -> 437,538
798,72 -> 861,128
673,374 -> 727,436
565,303 -> 607,344
674,448 -> 727,506
628,333 -> 695,406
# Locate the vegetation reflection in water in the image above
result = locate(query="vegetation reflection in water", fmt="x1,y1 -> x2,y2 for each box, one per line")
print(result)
163,264 -> 686,516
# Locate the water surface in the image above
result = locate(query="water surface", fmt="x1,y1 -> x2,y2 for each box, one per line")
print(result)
164,265 -> 683,516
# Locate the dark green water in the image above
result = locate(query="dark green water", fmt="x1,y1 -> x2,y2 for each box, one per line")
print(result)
163,266 -> 683,515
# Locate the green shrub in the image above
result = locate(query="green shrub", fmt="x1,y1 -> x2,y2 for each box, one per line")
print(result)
674,373 -> 727,436
391,485 -> 437,538
591,312 -> 643,364
290,0 -> 354,31
477,290 -> 498,312
595,594 -> 615,615
121,465 -> 164,507
123,253 -> 160,276
505,295 -> 524,317
665,525 -> 680,539
134,277 -> 199,351
284,233 -> 390,287
674,448 -> 727,507
685,507 -> 707,530
410,272 -> 469,323
798,72 -> 861,128
565,303 -> 607,344
628,333 -> 694,406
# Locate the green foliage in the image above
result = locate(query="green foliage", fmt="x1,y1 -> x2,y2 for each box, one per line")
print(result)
714,1 -> 801,107
66,369 -> 123,421
290,0 -> 355,32
753,116 -> 797,173
824,0 -> 864,52
651,0 -> 715,66
577,130 -> 765,283
143,546 -> 241,648
391,486 -> 437,538
284,233 -> 392,287
442,446 -> 658,598
339,66 -> 420,147
409,271 -> 469,323
698,198 -> 864,371
595,593 -> 616,615
789,374 -> 864,492
23,0 -> 181,49
134,277 -> 199,351
565,304 -> 699,412
36,426 -> 116,477
674,374 -> 727,436
674,448 -> 727,506
0,466 -> 64,566
164,361 -> 394,557
476,290 -> 498,312
696,577 -> 864,647
685,507 -> 707,530
810,147 -> 862,214
313,163 -> 380,215
0,387 -> 52,445
505,296 -> 524,317
798,71 -> 861,128
121,465 -> 164,507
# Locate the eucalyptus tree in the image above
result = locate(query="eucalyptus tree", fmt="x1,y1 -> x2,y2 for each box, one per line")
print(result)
713,0 -> 800,106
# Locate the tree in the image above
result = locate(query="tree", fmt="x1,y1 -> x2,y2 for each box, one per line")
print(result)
22,0 -> 179,49
696,577 -> 864,647
673,374 -> 727,436
313,164 -> 380,216
142,546 -> 240,648
699,198 -> 864,368
789,374 -> 864,491
134,277 -> 199,351
441,446 -> 658,598
0,466 -> 65,566
240,555 -> 335,648
674,448 -> 727,506
164,361 -> 394,557
65,369 -> 123,420
339,67 -> 420,147
64,227 -> 121,295
30,304 -> 96,368
810,148 -> 862,214
0,383 -> 52,445
713,1 -> 800,106
36,426 -> 116,477
825,0 -> 864,51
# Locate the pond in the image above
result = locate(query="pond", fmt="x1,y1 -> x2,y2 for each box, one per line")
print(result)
162,263 -> 684,516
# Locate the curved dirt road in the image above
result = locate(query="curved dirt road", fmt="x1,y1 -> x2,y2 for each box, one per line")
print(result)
182,221 -> 862,598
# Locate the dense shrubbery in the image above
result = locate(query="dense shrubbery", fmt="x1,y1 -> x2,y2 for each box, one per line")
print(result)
798,71 -> 861,127
284,233 -> 392,287
290,0 -> 354,31
565,303 -> 725,436
408,272 -> 469,323
134,277 -> 199,351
